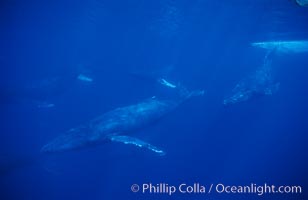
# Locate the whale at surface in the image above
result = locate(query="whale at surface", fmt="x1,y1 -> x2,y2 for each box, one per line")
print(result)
41,83 -> 204,155
251,40 -> 308,54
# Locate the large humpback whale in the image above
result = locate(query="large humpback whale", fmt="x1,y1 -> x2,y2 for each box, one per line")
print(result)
223,50 -> 279,105
41,82 -> 204,155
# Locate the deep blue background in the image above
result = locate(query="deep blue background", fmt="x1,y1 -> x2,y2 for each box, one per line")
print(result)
0,0 -> 307,199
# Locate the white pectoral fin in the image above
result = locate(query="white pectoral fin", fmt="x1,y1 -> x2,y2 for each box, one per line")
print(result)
108,135 -> 166,156
157,78 -> 177,89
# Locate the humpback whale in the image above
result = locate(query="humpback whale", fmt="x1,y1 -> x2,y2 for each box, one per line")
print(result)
251,40 -> 308,54
41,83 -> 204,155
223,51 -> 279,105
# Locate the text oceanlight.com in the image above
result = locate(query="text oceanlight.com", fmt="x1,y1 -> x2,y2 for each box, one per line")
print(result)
130,183 -> 302,196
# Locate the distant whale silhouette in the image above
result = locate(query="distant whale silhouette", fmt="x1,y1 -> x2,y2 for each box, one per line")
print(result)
223,50 -> 279,105
41,81 -> 204,155
0,76 -> 72,109
251,40 -> 308,54
0,67 -> 93,108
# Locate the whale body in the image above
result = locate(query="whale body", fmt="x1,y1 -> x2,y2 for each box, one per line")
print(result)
41,87 -> 204,155
224,51 -> 279,105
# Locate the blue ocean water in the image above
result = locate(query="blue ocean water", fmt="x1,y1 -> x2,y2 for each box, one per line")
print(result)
1,0 -> 307,199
